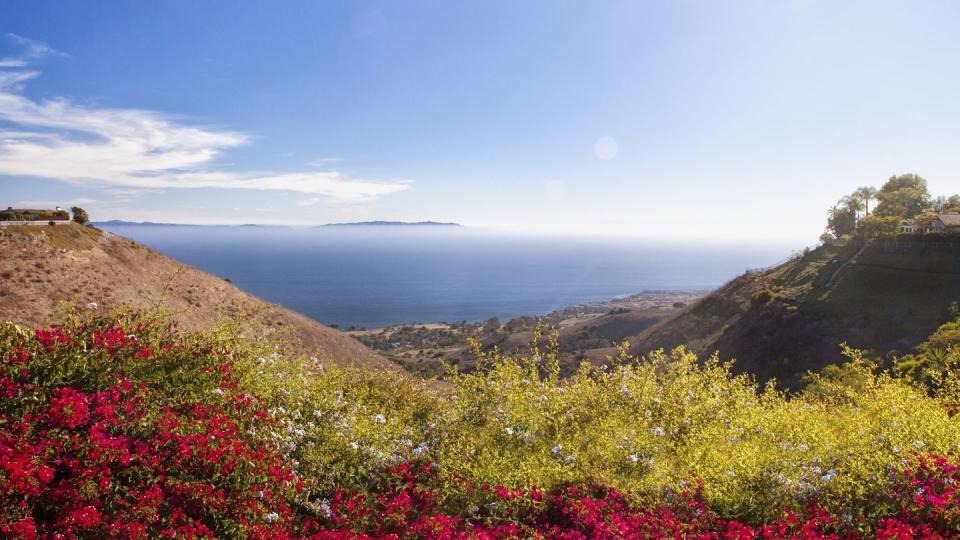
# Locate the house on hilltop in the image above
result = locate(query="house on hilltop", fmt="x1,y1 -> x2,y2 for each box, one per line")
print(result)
932,212 -> 960,233
0,206 -> 71,223
900,211 -> 960,234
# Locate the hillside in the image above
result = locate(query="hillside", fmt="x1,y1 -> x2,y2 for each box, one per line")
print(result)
350,291 -> 704,377
0,223 -> 396,371
629,236 -> 960,387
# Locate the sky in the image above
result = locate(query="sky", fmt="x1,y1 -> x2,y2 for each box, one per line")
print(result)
1,0 -> 959,243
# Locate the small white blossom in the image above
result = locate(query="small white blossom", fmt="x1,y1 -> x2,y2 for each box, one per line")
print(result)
372,414 -> 386,424
651,427 -> 666,437
264,512 -> 279,524
564,455 -> 576,465
86,302 -> 98,310
317,499 -> 332,518
504,427 -> 514,435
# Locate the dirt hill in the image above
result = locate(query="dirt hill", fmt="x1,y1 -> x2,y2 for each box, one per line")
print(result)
628,235 -> 960,387
0,223 -> 397,371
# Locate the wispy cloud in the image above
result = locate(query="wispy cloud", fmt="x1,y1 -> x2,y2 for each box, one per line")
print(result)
0,34 -> 408,204
13,197 -> 97,208
0,62 -> 410,203
0,34 -> 64,70
296,197 -> 322,206
7,33 -> 64,59
308,157 -> 344,167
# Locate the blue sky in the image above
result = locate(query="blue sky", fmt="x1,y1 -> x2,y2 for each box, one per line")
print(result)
1,1 -> 959,242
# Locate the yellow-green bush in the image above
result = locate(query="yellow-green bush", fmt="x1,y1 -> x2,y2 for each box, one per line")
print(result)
230,320 -> 960,525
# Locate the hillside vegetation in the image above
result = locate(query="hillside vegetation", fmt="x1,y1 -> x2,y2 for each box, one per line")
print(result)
629,236 -> 960,387
1,309 -> 959,537
0,223 -> 393,371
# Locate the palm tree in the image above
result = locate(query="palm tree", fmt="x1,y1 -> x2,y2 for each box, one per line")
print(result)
841,195 -> 865,224
855,186 -> 878,216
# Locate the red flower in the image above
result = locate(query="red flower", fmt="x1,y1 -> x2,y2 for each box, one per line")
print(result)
47,387 -> 90,429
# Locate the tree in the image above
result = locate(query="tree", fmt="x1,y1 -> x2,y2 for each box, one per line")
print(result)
840,194 -> 865,224
70,206 -> 89,225
945,194 -> 960,212
914,211 -> 939,233
826,204 -> 856,237
856,215 -> 901,241
874,174 -> 931,218
854,186 -> 878,216
483,317 -> 501,335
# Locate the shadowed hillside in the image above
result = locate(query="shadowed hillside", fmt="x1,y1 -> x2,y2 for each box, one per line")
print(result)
629,236 -> 960,387
0,223 -> 397,371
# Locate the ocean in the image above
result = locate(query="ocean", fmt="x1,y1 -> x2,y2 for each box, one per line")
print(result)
98,224 -> 791,328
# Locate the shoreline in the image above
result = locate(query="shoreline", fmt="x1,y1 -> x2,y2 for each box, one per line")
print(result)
344,289 -> 708,335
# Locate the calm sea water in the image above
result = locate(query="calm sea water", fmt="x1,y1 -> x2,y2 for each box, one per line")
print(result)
99,225 -> 790,328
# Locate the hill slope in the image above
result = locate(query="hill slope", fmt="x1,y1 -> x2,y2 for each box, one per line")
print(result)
0,223 -> 396,371
629,236 -> 960,387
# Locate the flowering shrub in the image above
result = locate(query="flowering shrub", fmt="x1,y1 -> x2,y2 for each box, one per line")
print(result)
2,311 -> 960,538
300,457 -> 960,538
0,317 -> 300,538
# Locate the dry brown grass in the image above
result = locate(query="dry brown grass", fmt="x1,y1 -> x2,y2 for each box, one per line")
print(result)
0,223 -> 398,372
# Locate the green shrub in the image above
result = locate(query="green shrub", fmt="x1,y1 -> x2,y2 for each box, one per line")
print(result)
751,288 -> 776,305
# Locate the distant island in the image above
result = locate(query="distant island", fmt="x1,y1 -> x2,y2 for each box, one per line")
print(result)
320,221 -> 462,228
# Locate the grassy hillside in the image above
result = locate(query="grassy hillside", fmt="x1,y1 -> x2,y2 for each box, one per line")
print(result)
0,223 -> 395,371
630,237 -> 960,387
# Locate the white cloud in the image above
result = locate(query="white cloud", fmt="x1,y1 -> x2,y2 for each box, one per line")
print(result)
6,33 -> 63,59
296,197 -> 322,206
0,70 -> 39,90
0,69 -> 411,203
0,34 -> 64,71
308,157 -> 344,167
13,197 -> 97,208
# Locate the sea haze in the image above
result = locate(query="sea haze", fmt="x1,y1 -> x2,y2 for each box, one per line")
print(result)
98,225 -> 792,328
